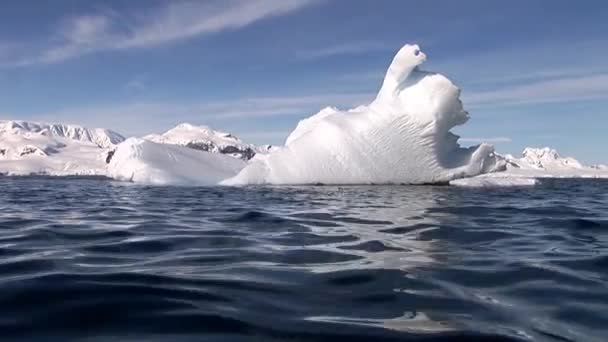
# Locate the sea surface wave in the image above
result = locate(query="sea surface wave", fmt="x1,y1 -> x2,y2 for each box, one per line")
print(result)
0,177 -> 607,341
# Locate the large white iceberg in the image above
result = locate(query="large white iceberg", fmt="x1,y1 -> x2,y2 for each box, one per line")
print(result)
107,138 -> 245,185
224,44 -> 503,185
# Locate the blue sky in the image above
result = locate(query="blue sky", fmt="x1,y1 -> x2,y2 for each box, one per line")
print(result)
0,0 -> 607,163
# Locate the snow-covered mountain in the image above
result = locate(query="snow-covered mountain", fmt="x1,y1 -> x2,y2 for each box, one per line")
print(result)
451,147 -> 608,186
144,123 -> 263,160
503,147 -> 584,171
0,119 -> 266,182
0,120 -> 124,149
0,120 -> 124,176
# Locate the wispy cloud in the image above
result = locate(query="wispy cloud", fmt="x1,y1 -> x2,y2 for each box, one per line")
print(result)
465,67 -> 608,87
460,137 -> 512,143
0,43 -> 11,58
464,73 -> 608,108
123,76 -> 147,93
3,0 -> 319,66
32,92 -> 373,135
202,93 -> 372,118
296,41 -> 395,60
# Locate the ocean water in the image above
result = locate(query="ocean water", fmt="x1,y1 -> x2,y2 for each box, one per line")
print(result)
0,177 -> 607,341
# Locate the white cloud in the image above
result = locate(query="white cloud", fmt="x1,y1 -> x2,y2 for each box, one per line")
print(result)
123,77 -> 147,93
4,0 -> 319,66
465,67 -> 608,87
464,73 -> 608,108
460,137 -> 512,143
296,41 -> 395,60
0,43 -> 12,58
434,39 -> 608,80
31,92 -> 373,135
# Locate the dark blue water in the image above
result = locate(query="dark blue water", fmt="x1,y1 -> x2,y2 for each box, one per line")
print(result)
0,177 -> 607,341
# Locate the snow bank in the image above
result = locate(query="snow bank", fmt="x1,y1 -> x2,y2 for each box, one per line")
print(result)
224,44 -> 503,185
107,138 -> 245,185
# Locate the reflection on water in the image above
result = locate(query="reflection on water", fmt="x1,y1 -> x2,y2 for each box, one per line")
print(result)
0,177 -> 607,341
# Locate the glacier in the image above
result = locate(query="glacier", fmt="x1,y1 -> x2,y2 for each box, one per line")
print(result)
224,44 -> 503,185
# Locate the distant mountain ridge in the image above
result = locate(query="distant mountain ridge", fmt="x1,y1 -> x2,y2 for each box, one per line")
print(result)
0,120 -> 124,175
0,120 -> 124,149
1,119 -> 606,182
451,147 -> 608,186
502,147 -> 602,171
144,123 -> 268,161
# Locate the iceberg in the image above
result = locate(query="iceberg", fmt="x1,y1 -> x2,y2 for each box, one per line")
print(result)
224,44 -> 503,185
107,138 -> 245,185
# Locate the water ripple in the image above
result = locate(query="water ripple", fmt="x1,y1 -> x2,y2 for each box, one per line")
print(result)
0,176 -> 606,341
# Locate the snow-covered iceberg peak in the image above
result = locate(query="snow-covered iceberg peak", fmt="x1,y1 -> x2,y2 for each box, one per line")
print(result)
224,44 -> 503,185
375,44 -> 427,103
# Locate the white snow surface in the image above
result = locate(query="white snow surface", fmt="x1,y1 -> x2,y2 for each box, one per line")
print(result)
107,138 -> 245,185
144,123 -> 262,160
0,120 -> 123,176
224,44 -> 503,185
